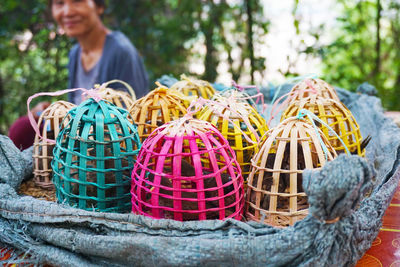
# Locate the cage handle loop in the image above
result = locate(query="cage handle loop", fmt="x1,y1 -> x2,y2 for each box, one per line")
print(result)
95,79 -> 136,100
27,85 -> 105,144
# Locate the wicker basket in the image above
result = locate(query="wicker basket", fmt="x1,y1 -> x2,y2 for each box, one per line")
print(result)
198,96 -> 268,180
213,89 -> 260,111
33,101 -> 75,189
52,98 -> 141,212
131,117 -> 244,221
246,117 -> 337,227
282,94 -> 364,156
128,84 -> 189,142
170,75 -> 216,105
86,87 -> 135,110
288,78 -> 340,104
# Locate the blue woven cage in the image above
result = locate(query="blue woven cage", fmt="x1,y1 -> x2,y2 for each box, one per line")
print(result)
51,98 -> 141,212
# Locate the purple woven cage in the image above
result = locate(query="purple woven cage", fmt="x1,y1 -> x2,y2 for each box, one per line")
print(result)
131,117 -> 244,221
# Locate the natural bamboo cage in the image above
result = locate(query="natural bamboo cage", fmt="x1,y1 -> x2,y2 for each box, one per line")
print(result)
128,84 -> 189,142
289,78 -> 340,104
33,101 -> 75,189
198,97 -> 268,180
213,89 -> 257,107
52,98 -> 141,212
282,94 -> 365,156
131,117 -> 244,221
88,87 -> 135,110
170,74 -> 216,105
246,117 -> 337,227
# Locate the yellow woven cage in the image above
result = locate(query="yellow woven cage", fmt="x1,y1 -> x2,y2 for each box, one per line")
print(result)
83,80 -> 136,110
246,117 -> 337,227
170,74 -> 216,105
289,78 -> 340,104
198,97 -> 268,180
33,101 -> 76,189
282,94 -> 365,156
128,83 -> 189,142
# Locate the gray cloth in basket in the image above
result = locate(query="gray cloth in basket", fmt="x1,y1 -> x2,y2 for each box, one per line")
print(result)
1,84 -> 400,267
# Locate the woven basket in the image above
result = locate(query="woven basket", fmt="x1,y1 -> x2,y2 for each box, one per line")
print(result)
198,97 -> 268,180
52,98 -> 141,212
129,84 -> 189,142
213,89 -> 257,107
282,94 -> 364,156
170,75 -> 216,105
33,101 -> 75,189
131,117 -> 244,221
289,78 -> 340,104
246,117 -> 337,227
83,80 -> 136,110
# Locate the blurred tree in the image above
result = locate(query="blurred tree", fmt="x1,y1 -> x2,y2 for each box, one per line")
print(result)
304,0 -> 400,110
0,0 -> 270,135
0,0 -> 70,135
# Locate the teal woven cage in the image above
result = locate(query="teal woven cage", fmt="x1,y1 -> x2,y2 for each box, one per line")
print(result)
51,98 -> 141,212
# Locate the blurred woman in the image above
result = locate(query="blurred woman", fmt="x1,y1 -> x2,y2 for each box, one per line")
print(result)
51,0 -> 149,103
9,0 -> 149,150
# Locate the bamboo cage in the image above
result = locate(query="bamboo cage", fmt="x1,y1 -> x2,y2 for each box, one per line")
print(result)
87,87 -> 135,110
128,84 -> 189,142
282,94 -> 365,156
83,80 -> 136,110
289,78 -> 340,104
131,117 -> 244,221
246,117 -> 337,227
198,97 -> 268,180
33,101 -> 75,189
213,89 -> 257,107
170,74 -> 216,105
52,98 -> 141,212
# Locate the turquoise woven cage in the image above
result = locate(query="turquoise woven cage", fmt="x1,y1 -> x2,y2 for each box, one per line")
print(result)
51,98 -> 141,212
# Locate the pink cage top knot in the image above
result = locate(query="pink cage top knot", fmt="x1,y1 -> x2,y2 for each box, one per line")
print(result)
131,117 -> 245,221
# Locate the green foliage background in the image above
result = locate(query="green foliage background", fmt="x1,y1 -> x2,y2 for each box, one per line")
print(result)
0,0 -> 399,135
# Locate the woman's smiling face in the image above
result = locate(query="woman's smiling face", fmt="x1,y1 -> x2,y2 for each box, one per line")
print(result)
51,0 -> 104,38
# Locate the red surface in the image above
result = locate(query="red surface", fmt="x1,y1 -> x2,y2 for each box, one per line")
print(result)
356,182 -> 400,267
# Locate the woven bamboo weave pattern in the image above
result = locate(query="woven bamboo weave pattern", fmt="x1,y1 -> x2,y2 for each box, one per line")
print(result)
246,117 -> 337,227
198,97 -> 268,180
131,117 -> 244,221
33,101 -> 75,189
213,89 -> 260,111
129,85 -> 189,142
170,75 -> 216,105
87,87 -> 135,110
289,78 -> 340,104
282,94 -> 364,156
52,98 -> 141,212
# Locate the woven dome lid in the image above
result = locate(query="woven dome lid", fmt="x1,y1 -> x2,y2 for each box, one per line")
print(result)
40,101 -> 76,121
131,115 -> 244,221
128,83 -> 191,141
212,89 -> 257,107
289,78 -> 340,104
170,74 -> 216,100
198,98 -> 268,180
282,94 -> 364,156
33,100 -> 76,189
52,98 -> 141,212
83,80 -> 136,110
246,116 -> 337,227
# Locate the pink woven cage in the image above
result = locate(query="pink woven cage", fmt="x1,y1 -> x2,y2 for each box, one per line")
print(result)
131,117 -> 244,221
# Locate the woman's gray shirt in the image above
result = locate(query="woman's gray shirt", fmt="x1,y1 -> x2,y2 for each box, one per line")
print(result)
68,31 -> 149,103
